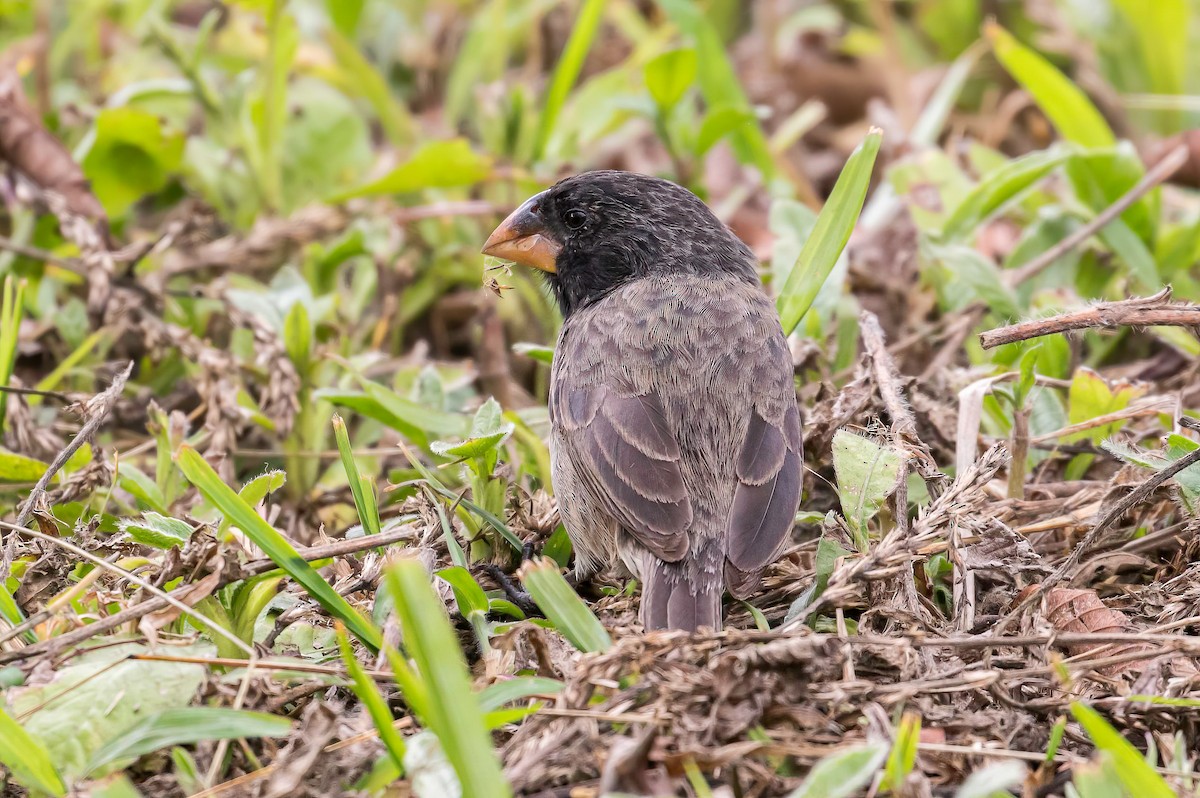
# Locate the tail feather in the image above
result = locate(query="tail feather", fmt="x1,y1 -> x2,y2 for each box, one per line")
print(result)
641,559 -> 722,632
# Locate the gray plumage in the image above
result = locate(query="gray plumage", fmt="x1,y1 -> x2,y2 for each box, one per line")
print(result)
486,170 -> 803,632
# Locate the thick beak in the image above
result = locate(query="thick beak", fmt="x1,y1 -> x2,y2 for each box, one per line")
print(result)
481,193 -> 561,273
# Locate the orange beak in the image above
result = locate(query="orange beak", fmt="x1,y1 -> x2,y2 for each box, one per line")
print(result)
481,193 -> 561,273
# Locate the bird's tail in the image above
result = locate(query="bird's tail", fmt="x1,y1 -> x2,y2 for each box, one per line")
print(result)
641,558 -> 723,632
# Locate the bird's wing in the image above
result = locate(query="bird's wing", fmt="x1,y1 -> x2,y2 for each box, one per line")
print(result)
552,379 -> 692,562
725,329 -> 804,581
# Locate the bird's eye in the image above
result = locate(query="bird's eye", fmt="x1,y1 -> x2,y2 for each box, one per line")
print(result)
564,209 -> 588,230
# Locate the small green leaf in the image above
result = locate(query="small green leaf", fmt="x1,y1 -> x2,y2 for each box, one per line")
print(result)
117,464 -> 167,513
0,706 -> 66,796
787,742 -> 888,798
777,129 -> 881,335
432,398 -> 515,460
645,48 -> 697,110
0,449 -> 50,483
176,445 -> 382,651
79,108 -> 185,216
511,342 -> 554,364
332,139 -> 491,201
478,677 -> 563,712
437,566 -> 490,618
519,558 -> 611,653
333,415 -> 382,536
283,302 -> 312,369
1069,702 -> 1175,798
694,105 -> 756,156
119,512 -> 193,549
880,712 -> 921,792
941,148 -> 1068,240
831,430 -> 902,546
953,761 -> 1026,798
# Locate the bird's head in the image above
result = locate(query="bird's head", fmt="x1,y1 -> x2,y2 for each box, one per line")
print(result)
482,170 -> 757,317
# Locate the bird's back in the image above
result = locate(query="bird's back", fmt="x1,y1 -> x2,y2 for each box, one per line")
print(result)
550,274 -> 802,630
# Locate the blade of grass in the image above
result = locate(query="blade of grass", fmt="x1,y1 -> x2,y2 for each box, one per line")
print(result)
0,705 -> 66,797
333,415 -> 381,536
337,623 -> 406,771
534,0 -> 606,160
518,557 -> 611,653
1069,702 -> 1174,798
0,277 -> 26,433
776,129 -> 881,335
176,445 -> 381,651
386,559 -> 511,798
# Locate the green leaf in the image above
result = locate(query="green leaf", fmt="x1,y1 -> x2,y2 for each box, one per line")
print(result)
987,24 -> 1116,149
84,708 -> 291,777
283,302 -> 312,369
117,464 -> 167,513
0,706 -> 67,797
386,559 -> 511,798
337,625 -> 406,771
777,129 -> 881,335
787,741 -> 888,798
930,244 -> 1022,319
280,77 -> 373,210
332,139 -> 491,201
941,148 -> 1068,240
333,415 -> 382,537
119,512 -> 193,549
785,529 -> 851,622
0,449 -> 50,483
534,0 -> 606,159
478,676 -> 563,712
519,558 -> 611,653
238,469 -> 287,507
0,277 -> 24,433
431,398 -> 515,460
694,105 -> 756,156
511,342 -> 554,364
1069,702 -> 1175,798
324,0 -> 364,38
1067,368 -> 1144,443
79,108 -> 184,216
176,445 -> 382,651
437,566 -> 490,618
645,48 -> 697,110
831,430 -> 902,546
880,712 -> 921,792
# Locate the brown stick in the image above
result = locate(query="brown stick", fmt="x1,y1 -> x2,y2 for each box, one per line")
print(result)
979,288 -> 1200,349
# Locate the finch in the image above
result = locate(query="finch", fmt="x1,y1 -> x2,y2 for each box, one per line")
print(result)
483,171 -> 802,631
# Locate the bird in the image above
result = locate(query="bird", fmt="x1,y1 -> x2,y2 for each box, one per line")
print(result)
482,170 -> 803,631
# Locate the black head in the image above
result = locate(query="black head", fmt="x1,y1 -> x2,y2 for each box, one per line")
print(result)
482,170 -> 758,318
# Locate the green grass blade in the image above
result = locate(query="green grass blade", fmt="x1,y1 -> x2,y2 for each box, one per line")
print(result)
776,129 -> 881,335
383,643 -> 431,723
84,707 -> 291,776
987,23 -> 1116,149
386,559 -> 511,798
1069,702 -> 1174,798
0,277 -> 26,433
787,741 -> 888,798
518,557 -> 611,653
534,0 -> 606,160
0,705 -> 67,797
941,148 -> 1068,240
176,445 -> 382,651
337,624 -> 406,771
333,415 -> 381,536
